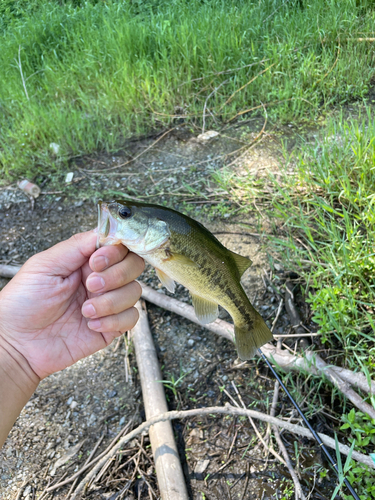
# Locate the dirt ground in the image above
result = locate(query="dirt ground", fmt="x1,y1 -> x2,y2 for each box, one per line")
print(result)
0,123 -> 336,499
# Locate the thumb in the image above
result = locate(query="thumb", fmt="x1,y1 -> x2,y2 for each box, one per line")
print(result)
28,231 -> 97,277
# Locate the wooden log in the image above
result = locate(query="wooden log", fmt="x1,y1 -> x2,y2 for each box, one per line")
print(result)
131,300 -> 189,500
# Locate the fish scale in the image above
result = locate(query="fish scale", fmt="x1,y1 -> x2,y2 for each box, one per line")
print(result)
97,199 -> 273,359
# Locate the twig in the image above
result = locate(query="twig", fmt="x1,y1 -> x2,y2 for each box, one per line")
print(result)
227,97 -> 313,123
15,46 -> 29,101
220,381 -> 286,466
84,128 -> 174,173
224,102 -> 268,169
271,381 -> 307,500
70,403 -> 374,498
46,418 -> 134,492
271,299 -> 284,333
219,64 -> 276,110
240,463 -> 250,500
202,80 -> 229,133
14,480 -> 28,500
66,431 -> 105,498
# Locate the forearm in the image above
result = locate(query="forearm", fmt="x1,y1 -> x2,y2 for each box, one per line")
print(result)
0,336 -> 39,448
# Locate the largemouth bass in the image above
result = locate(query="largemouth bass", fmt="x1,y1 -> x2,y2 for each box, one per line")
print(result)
97,199 -> 273,359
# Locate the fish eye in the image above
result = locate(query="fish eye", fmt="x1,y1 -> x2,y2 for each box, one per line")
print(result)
118,206 -> 132,219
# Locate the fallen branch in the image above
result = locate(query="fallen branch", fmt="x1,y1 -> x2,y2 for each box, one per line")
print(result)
131,300 -> 189,500
140,284 -> 375,405
70,403 -> 374,498
2,267 -> 374,413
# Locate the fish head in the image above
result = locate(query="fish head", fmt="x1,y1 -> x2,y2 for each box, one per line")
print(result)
97,199 -> 170,254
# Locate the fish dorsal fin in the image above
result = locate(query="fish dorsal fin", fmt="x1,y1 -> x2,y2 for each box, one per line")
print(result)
230,251 -> 252,277
191,294 -> 219,325
155,268 -> 176,293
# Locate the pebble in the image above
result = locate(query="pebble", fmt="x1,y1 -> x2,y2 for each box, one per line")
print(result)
23,485 -> 31,497
187,339 -> 195,347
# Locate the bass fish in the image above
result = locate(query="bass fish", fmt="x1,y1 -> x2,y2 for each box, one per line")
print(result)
97,199 -> 273,359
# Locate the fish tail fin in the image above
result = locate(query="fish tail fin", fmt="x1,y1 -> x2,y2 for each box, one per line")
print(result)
234,316 -> 273,360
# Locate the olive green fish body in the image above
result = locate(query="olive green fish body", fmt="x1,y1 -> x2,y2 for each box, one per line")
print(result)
97,200 -> 273,359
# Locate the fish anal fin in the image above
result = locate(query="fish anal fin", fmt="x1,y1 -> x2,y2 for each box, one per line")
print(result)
155,268 -> 176,293
191,294 -> 219,325
234,316 -> 273,360
231,251 -> 252,277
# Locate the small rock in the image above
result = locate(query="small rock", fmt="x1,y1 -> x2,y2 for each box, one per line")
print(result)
187,339 -> 195,347
6,447 -> 13,457
197,130 -> 219,143
23,485 -> 31,497
119,416 -> 126,426
194,459 -> 210,480
67,396 -> 74,406
70,401 -> 78,410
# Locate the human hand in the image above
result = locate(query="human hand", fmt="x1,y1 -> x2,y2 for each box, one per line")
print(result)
0,231 -> 144,380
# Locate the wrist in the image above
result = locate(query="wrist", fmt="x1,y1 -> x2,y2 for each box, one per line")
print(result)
0,335 -> 40,448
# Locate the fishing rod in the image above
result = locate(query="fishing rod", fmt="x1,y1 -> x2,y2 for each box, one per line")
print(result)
258,349 -> 360,500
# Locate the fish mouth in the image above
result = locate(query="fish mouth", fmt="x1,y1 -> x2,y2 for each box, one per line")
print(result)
96,201 -> 120,248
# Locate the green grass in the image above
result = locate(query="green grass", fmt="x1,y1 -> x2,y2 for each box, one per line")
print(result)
2,0 -> 375,180
214,111 -> 375,498
269,112 -> 375,368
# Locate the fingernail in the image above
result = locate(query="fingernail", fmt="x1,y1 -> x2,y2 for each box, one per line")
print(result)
93,255 -> 109,271
87,275 -> 105,292
82,303 -> 96,318
88,319 -> 101,330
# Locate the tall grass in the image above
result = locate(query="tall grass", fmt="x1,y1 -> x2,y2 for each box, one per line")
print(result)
1,0 -> 375,180
271,112 -> 375,369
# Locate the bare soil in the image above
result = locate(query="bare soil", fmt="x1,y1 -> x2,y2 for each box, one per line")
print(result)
0,124 -> 335,500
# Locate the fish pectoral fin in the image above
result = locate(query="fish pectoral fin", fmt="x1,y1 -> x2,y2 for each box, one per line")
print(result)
165,253 -> 197,267
234,315 -> 273,360
191,294 -> 219,324
230,251 -> 252,277
155,268 -> 176,293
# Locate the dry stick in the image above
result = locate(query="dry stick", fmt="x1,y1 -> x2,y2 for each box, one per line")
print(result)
85,128 -> 175,173
140,284 -> 375,408
16,45 -> 29,101
202,80 -> 229,134
71,404 -> 374,499
227,97 -> 313,123
224,103 -> 268,169
271,381 -> 307,500
66,431 -> 105,498
220,381 -> 286,466
230,380 -> 286,466
219,63 -> 276,110
131,300 -> 189,500
46,419 -> 134,492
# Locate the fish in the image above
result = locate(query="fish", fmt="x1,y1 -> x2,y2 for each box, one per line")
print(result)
96,199 -> 273,359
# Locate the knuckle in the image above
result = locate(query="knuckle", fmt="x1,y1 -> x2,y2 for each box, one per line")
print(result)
101,294 -> 115,314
